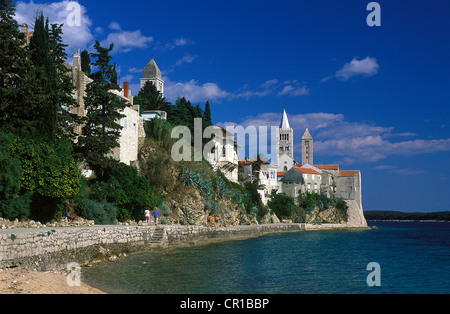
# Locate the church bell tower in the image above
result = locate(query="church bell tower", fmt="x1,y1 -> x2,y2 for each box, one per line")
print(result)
276,109 -> 294,172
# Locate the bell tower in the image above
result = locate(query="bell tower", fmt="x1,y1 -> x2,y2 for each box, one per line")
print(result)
302,128 -> 313,165
140,57 -> 164,96
276,109 -> 294,172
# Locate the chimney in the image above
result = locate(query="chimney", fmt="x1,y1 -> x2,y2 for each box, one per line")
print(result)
123,82 -> 130,98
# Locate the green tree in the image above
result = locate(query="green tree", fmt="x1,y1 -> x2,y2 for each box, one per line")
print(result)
135,80 -> 171,113
77,41 -> 128,180
10,136 -> 81,220
0,133 -> 31,219
203,100 -> 212,128
29,12 -> 58,142
28,13 -> 79,143
268,193 -> 295,218
80,49 -> 91,75
0,0 -> 42,138
49,23 -> 80,142
89,161 -> 163,222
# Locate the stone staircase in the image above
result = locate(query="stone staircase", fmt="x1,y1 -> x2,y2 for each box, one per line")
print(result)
145,226 -> 168,248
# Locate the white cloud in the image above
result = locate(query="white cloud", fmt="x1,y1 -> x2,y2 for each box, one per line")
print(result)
175,54 -> 197,66
335,57 -> 379,81
164,78 -> 230,103
218,111 -> 450,165
235,79 -> 309,99
108,21 -> 121,31
15,0 -> 94,51
156,37 -> 193,50
101,29 -> 153,53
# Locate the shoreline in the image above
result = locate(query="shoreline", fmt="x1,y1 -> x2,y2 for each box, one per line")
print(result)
0,222 -> 369,294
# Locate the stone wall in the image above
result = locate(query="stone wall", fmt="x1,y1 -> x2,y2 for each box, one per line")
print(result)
0,223 -> 370,272
0,224 -> 306,271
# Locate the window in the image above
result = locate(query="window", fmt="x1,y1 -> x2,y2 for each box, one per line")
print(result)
280,146 -> 284,151
286,146 -> 289,151
284,166 -> 288,171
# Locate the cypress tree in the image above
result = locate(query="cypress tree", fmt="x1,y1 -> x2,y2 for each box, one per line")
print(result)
80,49 -> 91,75
29,12 -> 58,142
49,23 -> 80,142
78,41 -> 128,180
203,100 -> 212,128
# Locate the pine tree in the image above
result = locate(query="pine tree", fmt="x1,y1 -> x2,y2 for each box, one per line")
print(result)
134,80 -> 171,113
77,41 -> 128,180
0,0 -> 41,137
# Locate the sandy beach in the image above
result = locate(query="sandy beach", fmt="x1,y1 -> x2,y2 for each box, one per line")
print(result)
0,268 -> 104,294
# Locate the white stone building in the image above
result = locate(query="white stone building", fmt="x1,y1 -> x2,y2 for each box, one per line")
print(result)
206,126 -> 240,183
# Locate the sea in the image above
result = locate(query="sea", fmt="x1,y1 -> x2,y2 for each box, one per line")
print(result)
82,221 -> 449,294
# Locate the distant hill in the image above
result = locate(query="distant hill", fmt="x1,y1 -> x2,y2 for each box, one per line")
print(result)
364,211 -> 450,221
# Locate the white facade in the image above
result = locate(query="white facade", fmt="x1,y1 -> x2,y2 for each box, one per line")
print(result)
206,126 -> 240,183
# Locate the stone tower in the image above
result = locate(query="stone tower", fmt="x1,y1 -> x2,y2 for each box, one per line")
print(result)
276,109 -> 294,172
302,128 -> 313,165
140,57 -> 164,96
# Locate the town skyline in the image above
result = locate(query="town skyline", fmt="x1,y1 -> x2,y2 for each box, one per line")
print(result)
13,0 -> 450,212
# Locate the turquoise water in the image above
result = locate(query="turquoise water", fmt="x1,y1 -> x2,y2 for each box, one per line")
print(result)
82,221 -> 449,294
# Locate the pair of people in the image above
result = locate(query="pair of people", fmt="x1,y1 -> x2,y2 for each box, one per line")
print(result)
207,215 -> 219,228
144,207 -> 160,225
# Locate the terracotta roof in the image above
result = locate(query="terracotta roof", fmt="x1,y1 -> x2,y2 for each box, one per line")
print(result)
339,170 -> 360,177
277,172 -> 286,177
293,166 -> 321,175
315,165 -> 339,170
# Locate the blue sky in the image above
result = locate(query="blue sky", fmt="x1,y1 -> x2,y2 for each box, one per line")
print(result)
14,0 -> 450,212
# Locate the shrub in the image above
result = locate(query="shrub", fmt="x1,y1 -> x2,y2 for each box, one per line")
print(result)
268,193 -> 295,218
0,133 -> 31,219
75,198 -> 117,225
89,161 -> 164,222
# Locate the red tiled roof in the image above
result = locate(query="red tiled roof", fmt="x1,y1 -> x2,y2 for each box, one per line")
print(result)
339,170 -> 360,177
277,172 -> 286,177
293,166 -> 321,175
315,164 -> 339,170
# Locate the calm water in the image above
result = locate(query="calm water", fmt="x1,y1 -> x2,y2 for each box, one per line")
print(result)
82,221 -> 450,294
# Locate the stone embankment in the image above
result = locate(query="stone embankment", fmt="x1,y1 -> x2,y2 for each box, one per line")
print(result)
0,223 -> 369,271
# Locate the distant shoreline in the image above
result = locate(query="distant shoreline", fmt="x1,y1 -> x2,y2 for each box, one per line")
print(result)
364,211 -> 449,222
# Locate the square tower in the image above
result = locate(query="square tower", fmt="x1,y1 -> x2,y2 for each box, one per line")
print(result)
140,57 -> 164,96
276,109 -> 294,172
302,128 -> 313,165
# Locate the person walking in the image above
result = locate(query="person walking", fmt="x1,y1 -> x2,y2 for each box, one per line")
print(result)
144,208 -> 151,224
215,215 -> 219,228
153,207 -> 160,225
207,214 -> 212,228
